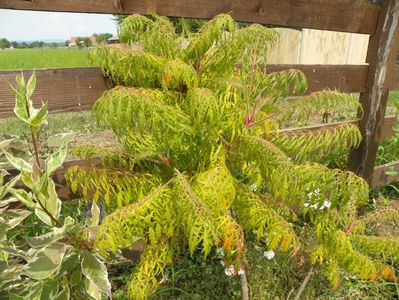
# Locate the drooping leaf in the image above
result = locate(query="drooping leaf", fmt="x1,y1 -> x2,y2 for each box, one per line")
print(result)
46,133 -> 75,176
11,189 -> 35,209
40,279 -> 60,300
25,219 -> 75,248
81,250 -> 112,298
0,139 -> 13,150
24,242 -> 66,280
2,150 -> 31,173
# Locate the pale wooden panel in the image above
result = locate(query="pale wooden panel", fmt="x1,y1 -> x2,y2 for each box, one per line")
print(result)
346,33 -> 369,64
267,28 -> 301,64
300,29 -> 352,64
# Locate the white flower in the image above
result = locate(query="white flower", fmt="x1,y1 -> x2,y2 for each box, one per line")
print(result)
310,204 -> 318,209
250,183 -> 257,192
220,260 -> 225,267
323,200 -> 331,209
224,265 -> 235,276
304,202 -> 310,208
264,250 -> 275,260
216,247 -> 225,258
307,192 -> 313,199
238,269 -> 245,275
314,188 -> 320,196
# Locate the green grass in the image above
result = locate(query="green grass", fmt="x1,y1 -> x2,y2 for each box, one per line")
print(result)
0,48 -> 93,70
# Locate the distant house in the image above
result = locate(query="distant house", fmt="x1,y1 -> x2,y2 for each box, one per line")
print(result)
107,36 -> 119,44
68,36 -> 78,47
90,35 -> 97,45
68,35 -> 97,47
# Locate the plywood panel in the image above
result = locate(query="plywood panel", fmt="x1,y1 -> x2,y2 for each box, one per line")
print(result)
267,28 -> 301,64
300,29 -> 351,64
346,33 -> 369,64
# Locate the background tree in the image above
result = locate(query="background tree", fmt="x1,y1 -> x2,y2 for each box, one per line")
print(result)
76,37 -> 92,48
96,33 -> 113,45
0,38 -> 10,49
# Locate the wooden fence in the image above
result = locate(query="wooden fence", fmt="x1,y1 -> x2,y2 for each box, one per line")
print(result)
1,0 -> 399,193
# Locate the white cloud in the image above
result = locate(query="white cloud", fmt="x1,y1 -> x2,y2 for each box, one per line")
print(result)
0,9 -> 117,41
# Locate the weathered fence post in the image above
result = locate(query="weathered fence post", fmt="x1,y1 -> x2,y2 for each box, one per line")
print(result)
348,0 -> 399,183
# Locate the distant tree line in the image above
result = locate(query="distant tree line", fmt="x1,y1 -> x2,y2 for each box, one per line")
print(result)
0,33 -> 113,50
0,38 -> 64,49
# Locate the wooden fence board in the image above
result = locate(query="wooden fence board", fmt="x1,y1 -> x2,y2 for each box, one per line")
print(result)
371,160 -> 399,188
391,65 -> 399,90
380,116 -> 397,141
348,0 -> 399,184
0,67 -> 112,117
0,65 -> 368,117
0,0 -> 379,34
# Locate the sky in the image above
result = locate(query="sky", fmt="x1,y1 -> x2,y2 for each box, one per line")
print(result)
0,9 -> 118,41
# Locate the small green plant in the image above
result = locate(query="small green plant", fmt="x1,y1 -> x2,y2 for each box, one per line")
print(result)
68,14 -> 399,299
0,73 -> 111,299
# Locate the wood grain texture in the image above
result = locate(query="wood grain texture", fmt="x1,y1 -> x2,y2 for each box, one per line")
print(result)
348,0 -> 399,184
391,65 -> 399,90
379,116 -> 397,141
0,65 -> 368,117
0,0 -> 380,34
268,64 -> 368,94
371,160 -> 399,188
0,67 -> 113,117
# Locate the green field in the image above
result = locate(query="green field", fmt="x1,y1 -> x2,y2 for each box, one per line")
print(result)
0,48 -> 93,70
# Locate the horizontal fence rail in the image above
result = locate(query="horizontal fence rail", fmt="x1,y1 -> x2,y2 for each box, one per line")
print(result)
0,0 -> 380,34
0,65 -> 374,117
0,67 -> 112,117
372,160 -> 399,188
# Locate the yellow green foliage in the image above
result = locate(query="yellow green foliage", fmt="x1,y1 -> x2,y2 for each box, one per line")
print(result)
66,13 -> 399,299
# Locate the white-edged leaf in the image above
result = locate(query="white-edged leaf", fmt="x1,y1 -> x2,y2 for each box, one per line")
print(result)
34,207 -> 53,226
26,72 -> 36,99
24,242 -> 66,280
11,189 -> 35,209
37,177 -> 62,221
2,150 -> 30,173
46,133 -> 75,176
0,139 -> 13,150
11,79 -> 29,123
26,218 -> 75,248
0,175 -> 21,200
55,285 -> 70,300
91,200 -> 100,226
41,279 -> 59,300
29,103 -> 48,128
81,250 -> 112,298
4,209 -> 31,230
